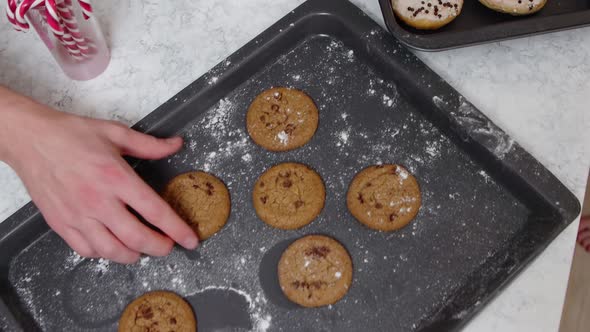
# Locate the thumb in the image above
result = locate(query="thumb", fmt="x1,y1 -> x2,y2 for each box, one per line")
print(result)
106,123 -> 183,160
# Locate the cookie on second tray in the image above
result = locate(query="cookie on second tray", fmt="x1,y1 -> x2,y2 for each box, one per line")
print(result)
479,0 -> 547,15
347,164 -> 421,231
118,291 -> 196,332
162,171 -> 230,240
278,235 -> 353,307
391,0 -> 463,30
253,162 -> 325,230
246,87 -> 319,152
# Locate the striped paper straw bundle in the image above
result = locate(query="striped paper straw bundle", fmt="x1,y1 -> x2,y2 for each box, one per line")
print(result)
6,0 -> 94,60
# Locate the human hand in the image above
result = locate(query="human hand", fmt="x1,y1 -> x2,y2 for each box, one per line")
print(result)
0,90 -> 198,264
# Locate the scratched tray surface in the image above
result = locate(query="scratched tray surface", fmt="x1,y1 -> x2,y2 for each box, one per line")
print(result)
0,0 -> 580,331
379,0 -> 590,50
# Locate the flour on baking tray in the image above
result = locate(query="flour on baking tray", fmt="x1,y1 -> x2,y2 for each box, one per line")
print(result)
9,36 -> 501,332
432,95 -> 514,159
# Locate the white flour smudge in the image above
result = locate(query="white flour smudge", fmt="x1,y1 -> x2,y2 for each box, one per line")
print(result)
383,94 -> 394,107
479,170 -> 492,183
432,96 -> 446,109
336,130 -> 350,147
433,96 -> 515,159
277,130 -> 289,145
94,258 -> 109,273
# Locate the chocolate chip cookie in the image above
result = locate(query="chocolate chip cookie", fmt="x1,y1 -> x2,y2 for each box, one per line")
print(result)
246,87 -> 319,151
253,162 -> 325,230
278,235 -> 353,307
162,171 -> 230,240
118,291 -> 196,332
347,164 -> 421,231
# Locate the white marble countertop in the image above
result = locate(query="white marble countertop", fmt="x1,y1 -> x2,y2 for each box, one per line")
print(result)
0,0 -> 588,331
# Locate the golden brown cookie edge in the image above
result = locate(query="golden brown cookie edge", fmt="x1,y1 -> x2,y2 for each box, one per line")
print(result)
162,171 -> 231,240
118,290 -> 197,332
278,235 -> 353,307
246,87 -> 319,152
252,162 -> 326,230
346,164 -> 421,232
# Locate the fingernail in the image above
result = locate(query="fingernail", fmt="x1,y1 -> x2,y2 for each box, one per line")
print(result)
165,137 -> 181,144
183,236 -> 199,249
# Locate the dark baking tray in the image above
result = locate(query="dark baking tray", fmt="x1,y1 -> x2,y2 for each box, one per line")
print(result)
379,0 -> 590,50
0,0 -> 580,331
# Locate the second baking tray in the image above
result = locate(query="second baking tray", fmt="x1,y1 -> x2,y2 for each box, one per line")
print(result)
0,0 -> 580,331
379,0 -> 590,50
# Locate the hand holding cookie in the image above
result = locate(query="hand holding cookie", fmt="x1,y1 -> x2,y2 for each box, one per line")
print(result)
0,92 -> 199,264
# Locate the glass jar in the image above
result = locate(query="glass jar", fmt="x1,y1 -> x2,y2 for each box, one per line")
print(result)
24,0 -> 110,81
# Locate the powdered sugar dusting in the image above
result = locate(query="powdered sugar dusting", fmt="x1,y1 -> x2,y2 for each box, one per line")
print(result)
433,95 -> 515,159
93,258 -> 110,274
397,167 -> 409,180
336,129 -> 350,147
479,169 -> 492,183
64,251 -> 83,269
8,35 -> 522,332
277,130 -> 289,145
139,256 -> 150,266
383,94 -> 395,107
169,97 -> 254,181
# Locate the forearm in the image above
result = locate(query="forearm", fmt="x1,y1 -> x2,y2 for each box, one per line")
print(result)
0,85 -> 57,168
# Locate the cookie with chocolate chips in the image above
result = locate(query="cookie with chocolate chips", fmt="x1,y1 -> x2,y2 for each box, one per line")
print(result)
391,0 -> 463,30
278,235 -> 353,307
246,87 -> 319,152
118,291 -> 196,332
253,162 -> 325,230
479,0 -> 546,15
162,171 -> 230,240
347,164 -> 421,232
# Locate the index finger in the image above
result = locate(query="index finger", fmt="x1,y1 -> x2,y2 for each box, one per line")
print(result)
118,169 -> 199,250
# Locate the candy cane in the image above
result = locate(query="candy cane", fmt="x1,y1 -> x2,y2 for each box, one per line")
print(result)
7,0 -> 46,31
76,0 -> 90,19
14,0 -> 44,30
13,0 -> 32,29
46,0 -> 85,59
57,0 -> 91,57
44,0 -> 62,35
6,0 -> 21,30
6,0 -> 93,60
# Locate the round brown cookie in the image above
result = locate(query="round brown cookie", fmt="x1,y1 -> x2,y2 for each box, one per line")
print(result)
391,0 -> 463,30
347,164 -> 421,231
253,163 -> 325,230
246,87 -> 319,152
118,291 -> 196,332
162,171 -> 230,240
278,235 -> 353,307
479,0 -> 546,15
